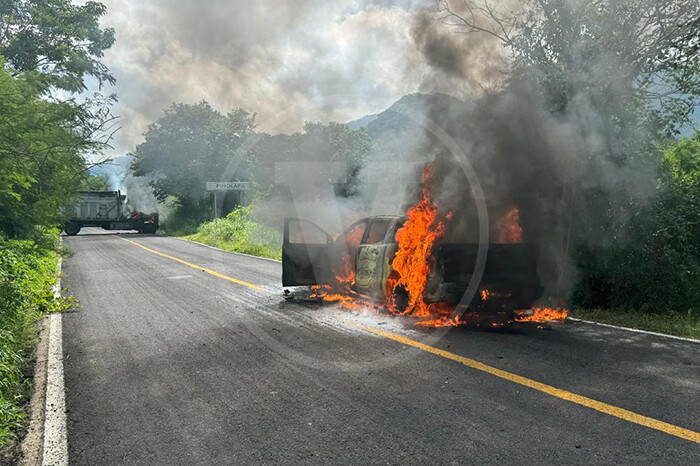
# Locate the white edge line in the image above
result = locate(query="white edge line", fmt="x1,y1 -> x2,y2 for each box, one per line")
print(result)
163,238 -> 700,344
42,242 -> 68,466
169,236 -> 282,263
567,317 -> 699,344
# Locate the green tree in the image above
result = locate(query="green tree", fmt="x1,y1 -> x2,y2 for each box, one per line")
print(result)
0,60 -> 111,236
242,122 -> 372,196
440,0 -> 700,307
0,0 -> 115,92
440,0 -> 700,133
299,122 -> 371,169
81,174 -> 110,190
0,0 -> 116,237
130,101 -> 256,226
573,134 -> 700,313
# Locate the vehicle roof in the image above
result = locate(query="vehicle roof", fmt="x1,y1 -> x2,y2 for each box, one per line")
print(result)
364,215 -> 403,221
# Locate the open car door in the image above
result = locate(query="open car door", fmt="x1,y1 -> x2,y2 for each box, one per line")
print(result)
282,218 -> 333,286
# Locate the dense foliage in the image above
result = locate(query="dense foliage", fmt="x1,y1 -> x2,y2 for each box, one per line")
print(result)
0,61 -> 110,237
508,0 -> 700,133
130,102 -> 256,230
131,102 -> 372,231
574,135 -> 700,314
0,0 -> 113,453
0,0 -> 115,238
0,0 -> 115,92
185,205 -> 282,260
0,231 -> 62,450
440,0 -> 700,315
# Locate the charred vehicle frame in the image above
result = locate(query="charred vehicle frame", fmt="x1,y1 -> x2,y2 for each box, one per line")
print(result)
282,215 -> 544,316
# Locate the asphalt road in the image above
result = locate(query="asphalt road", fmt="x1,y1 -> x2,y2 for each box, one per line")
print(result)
61,230 -> 700,465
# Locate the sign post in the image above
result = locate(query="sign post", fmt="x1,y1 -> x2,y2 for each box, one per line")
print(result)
206,181 -> 251,219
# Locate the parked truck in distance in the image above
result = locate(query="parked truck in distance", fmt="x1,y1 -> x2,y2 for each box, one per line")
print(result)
63,191 -> 159,236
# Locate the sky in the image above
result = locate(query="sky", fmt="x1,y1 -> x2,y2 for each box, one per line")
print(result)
86,0 -> 506,157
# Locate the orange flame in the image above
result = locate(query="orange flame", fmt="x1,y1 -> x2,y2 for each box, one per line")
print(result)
310,165 -> 565,330
414,316 -> 463,327
514,307 -> 568,322
311,260 -> 362,310
311,291 -> 367,310
493,207 -> 522,243
311,224 -> 362,307
387,164 -> 452,318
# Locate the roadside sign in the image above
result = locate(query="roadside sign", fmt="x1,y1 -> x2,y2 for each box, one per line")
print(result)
207,181 -> 251,219
206,181 -> 250,191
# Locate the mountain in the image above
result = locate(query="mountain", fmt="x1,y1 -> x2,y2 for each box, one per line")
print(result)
348,93 -> 467,141
90,156 -> 130,181
347,113 -> 378,131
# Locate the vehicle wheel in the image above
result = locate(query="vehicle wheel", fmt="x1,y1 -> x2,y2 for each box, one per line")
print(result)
64,222 -> 80,236
392,285 -> 410,313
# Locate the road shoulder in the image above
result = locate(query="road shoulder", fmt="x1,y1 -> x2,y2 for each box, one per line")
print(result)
18,316 -> 50,465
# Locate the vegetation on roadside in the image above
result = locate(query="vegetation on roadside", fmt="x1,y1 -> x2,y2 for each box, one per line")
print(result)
130,102 -> 258,230
183,205 -> 282,261
0,0 -> 116,238
0,230 -> 66,452
130,101 -> 372,229
570,308 -> 700,341
439,0 -> 700,322
572,134 -> 700,315
0,0 -> 114,456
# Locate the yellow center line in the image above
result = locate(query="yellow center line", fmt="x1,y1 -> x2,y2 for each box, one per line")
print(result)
346,321 -> 700,445
119,237 -> 269,293
117,235 -> 700,445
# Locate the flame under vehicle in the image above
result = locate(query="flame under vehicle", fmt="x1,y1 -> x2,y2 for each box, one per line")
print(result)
63,191 -> 159,236
282,215 -> 544,316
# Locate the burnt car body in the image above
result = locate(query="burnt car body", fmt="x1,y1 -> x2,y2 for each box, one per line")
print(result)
283,216 -> 543,312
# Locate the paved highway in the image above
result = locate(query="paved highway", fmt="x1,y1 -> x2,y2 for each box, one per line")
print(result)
60,230 -> 700,465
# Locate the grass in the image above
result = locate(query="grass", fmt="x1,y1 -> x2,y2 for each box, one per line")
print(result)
180,206 -> 700,341
182,205 -> 282,261
0,228 -> 65,454
569,307 -> 700,340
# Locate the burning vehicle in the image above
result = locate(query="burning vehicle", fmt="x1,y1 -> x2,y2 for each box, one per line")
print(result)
282,165 -> 559,326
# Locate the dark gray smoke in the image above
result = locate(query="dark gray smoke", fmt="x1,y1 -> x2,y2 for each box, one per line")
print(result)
411,10 -> 508,94
406,1 -> 664,299
102,0 -> 684,305
248,0 -> 672,306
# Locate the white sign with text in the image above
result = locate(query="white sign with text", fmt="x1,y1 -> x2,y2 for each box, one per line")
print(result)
205,181 -> 250,191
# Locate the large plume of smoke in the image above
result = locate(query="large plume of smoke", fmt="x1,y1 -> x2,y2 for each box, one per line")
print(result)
99,0 -> 674,302
96,0 -> 468,156
250,1 -> 514,232
406,0 -> 660,298
97,0 -> 518,233
261,0 -> 663,302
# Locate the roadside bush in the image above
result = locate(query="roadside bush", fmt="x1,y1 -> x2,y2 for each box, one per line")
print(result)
185,205 -> 282,260
572,135 -> 700,315
0,230 -> 61,450
159,196 -> 212,236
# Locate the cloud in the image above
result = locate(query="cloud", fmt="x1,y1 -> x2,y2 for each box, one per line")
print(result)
93,0 -> 495,154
